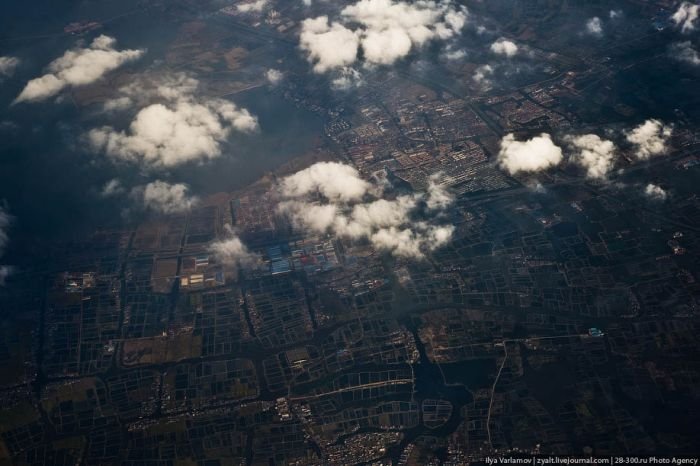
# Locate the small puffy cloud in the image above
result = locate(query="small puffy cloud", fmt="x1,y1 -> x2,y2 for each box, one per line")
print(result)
625,119 -> 672,160
341,0 -> 467,45
90,100 -> 256,167
0,56 -> 20,78
672,2 -> 699,33
88,76 -> 258,168
0,266 -> 11,286
300,16 -> 360,73
102,96 -> 134,112
0,205 -> 12,285
101,72 -> 198,111
279,161 -> 372,202
0,206 -> 11,257
331,67 -> 364,90
361,28 -> 413,65
16,75 -> 65,102
300,0 -> 468,73
370,225 -> 454,258
236,0 -> 268,13
425,175 -> 453,210
569,134 -> 616,179
14,35 -> 144,104
100,74 -> 191,115
131,180 -> 197,214
209,227 -> 259,267
585,17 -> 603,36
151,74 -> 199,101
443,46 -> 466,61
644,183 -> 668,200
670,41 -> 700,65
278,162 -> 454,258
0,121 -> 18,133
333,196 -> 419,238
498,133 -> 563,174
265,68 -> 283,85
280,201 -> 340,232
490,38 -> 518,57
282,196 -> 410,240
609,10 -> 623,19
100,179 -> 125,197
527,181 -> 547,193
472,64 -> 493,89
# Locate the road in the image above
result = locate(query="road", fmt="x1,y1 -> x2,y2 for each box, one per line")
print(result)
485,333 -> 591,449
288,378 -> 414,402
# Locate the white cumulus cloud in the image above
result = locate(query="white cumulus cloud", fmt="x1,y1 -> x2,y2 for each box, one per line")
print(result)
265,68 -> 284,85
569,134 -> 616,179
236,0 -> 268,13
425,175 -> 453,210
490,38 -> 518,57
300,16 -> 361,73
585,17 -> 603,36
279,161 -> 373,202
209,227 -> 260,267
644,183 -> 668,200
0,266 -> 11,286
0,206 -> 11,259
625,119 -> 672,160
299,0 -> 468,73
443,46 -> 466,61
131,180 -> 198,214
370,225 -> 454,258
331,67 -> 364,90
672,2 -> 699,33
472,64 -> 493,89
14,35 -> 144,104
497,133 -> 563,175
670,41 -> 700,65
100,179 -> 126,197
277,162 -> 454,258
0,205 -> 12,285
0,56 -> 20,78
88,76 -> 258,168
